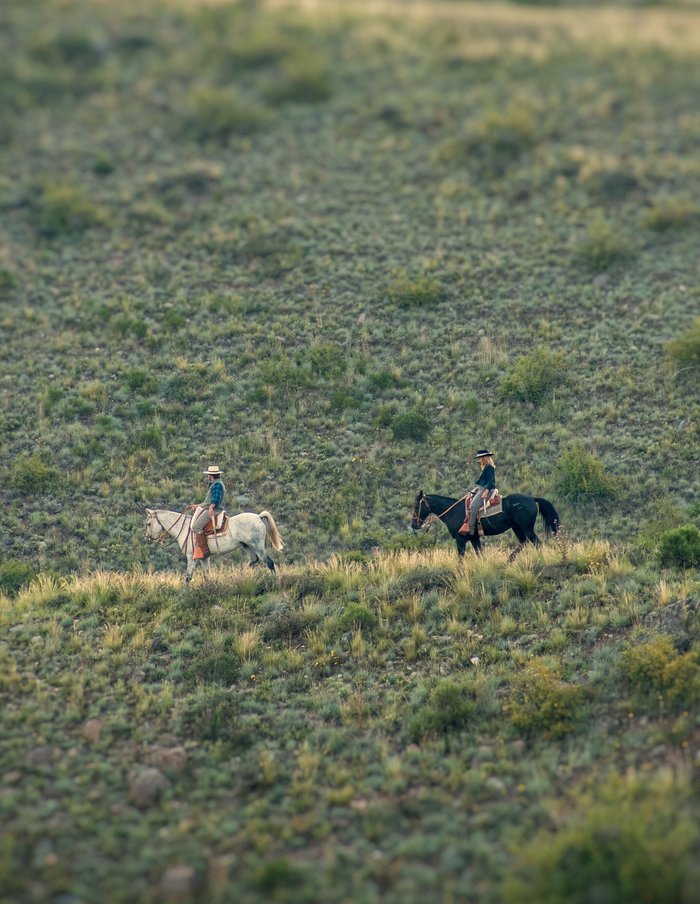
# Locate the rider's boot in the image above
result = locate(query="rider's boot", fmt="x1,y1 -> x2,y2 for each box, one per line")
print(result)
194,532 -> 210,559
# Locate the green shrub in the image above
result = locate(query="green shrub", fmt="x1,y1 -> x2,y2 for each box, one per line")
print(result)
666,318 -> 700,370
184,85 -> 268,141
186,650 -> 240,685
500,347 -> 566,404
409,679 -> 475,741
506,659 -> 588,738
574,214 -> 630,271
621,636 -> 700,709
177,686 -> 249,747
391,411 -> 432,443
439,104 -> 538,164
37,182 -> 108,236
387,275 -> 445,308
643,196 -> 699,231
503,775 -> 698,904
135,425 -> 163,451
10,453 -> 60,494
657,524 -> 700,569
0,560 -> 36,596
263,53 -> 332,105
554,446 -> 617,501
337,604 -> 377,634
306,342 -> 347,377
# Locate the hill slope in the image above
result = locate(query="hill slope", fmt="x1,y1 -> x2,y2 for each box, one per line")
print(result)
1,545 -> 698,902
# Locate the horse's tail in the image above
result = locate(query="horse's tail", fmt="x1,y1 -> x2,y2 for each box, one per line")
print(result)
534,498 -> 561,539
259,511 -> 284,551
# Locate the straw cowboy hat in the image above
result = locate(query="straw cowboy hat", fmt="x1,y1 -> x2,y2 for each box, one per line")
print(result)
203,465 -> 223,475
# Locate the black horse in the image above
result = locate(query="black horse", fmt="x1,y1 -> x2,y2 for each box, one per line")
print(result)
412,490 -> 560,560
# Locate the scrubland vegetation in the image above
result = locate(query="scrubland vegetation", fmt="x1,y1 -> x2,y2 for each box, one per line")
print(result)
1,544 -> 699,902
1,0 -> 699,900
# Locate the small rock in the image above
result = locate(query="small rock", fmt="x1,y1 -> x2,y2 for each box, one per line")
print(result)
128,767 -> 170,809
149,746 -> 188,774
28,745 -> 55,766
485,777 -> 507,794
160,865 -> 196,900
82,719 -> 103,744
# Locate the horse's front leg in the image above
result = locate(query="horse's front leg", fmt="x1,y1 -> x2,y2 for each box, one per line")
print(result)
185,554 -> 196,588
471,536 -> 482,557
456,535 -> 467,558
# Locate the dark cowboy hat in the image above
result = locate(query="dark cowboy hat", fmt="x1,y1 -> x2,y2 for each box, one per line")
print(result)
474,449 -> 494,459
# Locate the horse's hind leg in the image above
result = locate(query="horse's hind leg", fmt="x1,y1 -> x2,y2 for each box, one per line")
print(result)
241,543 -> 260,568
525,528 -> 541,547
509,526 -> 527,563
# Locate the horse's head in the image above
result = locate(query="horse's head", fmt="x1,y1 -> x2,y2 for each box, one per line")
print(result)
144,508 -> 167,543
411,490 -> 430,532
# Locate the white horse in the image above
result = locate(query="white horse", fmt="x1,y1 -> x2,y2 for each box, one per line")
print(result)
145,508 -> 284,585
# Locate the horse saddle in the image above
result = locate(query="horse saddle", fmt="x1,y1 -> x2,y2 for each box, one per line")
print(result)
203,511 -> 228,536
458,491 -> 502,535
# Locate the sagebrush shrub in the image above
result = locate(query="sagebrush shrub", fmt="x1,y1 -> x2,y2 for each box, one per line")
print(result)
643,196 -> 699,231
184,85 -> 268,141
391,411 -> 432,443
621,636 -> 700,709
386,275 -> 445,308
657,524 -> 700,569
500,347 -> 566,404
337,604 -> 377,634
409,679 -> 475,741
554,447 -> 617,501
10,453 -> 60,494
666,318 -> 700,370
263,52 -> 332,104
37,182 -> 108,236
506,659 -> 588,738
0,560 -> 36,596
503,775 -> 698,904
575,214 -> 630,271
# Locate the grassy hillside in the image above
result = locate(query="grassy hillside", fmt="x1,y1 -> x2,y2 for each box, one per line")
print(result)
1,545 -> 698,902
1,2 -> 699,900
0,0 -> 699,578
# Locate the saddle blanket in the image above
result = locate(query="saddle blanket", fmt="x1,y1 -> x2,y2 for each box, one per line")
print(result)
203,512 -> 228,536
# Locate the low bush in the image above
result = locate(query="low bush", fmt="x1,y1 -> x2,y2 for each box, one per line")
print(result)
184,85 -> 268,141
643,196 -> 699,231
500,347 -> 566,404
336,603 -> 377,634
0,560 -> 36,596
186,649 -> 240,685
621,635 -> 700,709
657,524 -> 700,569
177,686 -> 248,747
574,214 -> 630,271
36,181 -> 108,236
506,658 -> 588,738
554,446 -> 618,501
9,453 -> 61,495
391,411 -> 432,443
666,318 -> 700,370
503,775 -> 698,904
386,275 -> 445,308
409,679 -> 475,741
263,52 -> 332,105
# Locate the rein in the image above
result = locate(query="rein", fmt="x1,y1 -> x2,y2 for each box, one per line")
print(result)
415,494 -> 468,530
150,509 -> 191,549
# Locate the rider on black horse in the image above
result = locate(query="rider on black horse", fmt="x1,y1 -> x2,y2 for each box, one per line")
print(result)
462,449 -> 497,538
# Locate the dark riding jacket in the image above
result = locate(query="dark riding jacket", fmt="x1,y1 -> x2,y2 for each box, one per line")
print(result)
475,464 -> 496,491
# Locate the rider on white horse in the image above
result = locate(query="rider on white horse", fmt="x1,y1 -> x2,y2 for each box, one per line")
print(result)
191,465 -> 226,559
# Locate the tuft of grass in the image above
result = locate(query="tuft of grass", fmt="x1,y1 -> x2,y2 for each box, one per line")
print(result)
9,453 -> 61,495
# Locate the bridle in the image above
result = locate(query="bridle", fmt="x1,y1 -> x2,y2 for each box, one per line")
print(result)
413,493 -> 468,530
146,509 -> 191,548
